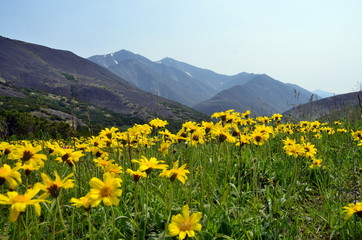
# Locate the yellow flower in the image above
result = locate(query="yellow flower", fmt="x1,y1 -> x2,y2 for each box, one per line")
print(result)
132,156 -> 168,175
210,124 -> 236,143
126,169 -> 147,182
301,142 -> 317,158
36,171 -> 75,199
201,121 -> 214,134
99,127 -> 119,140
0,142 -> 13,156
87,146 -> 108,158
93,156 -> 115,169
159,129 -> 177,142
284,143 -> 304,158
54,147 -> 84,167
103,163 -> 123,176
21,162 -> 41,176
70,193 -> 93,211
87,136 -> 105,148
314,133 -> 322,139
249,131 -> 268,146
271,113 -> 283,122
236,134 -> 250,147
168,205 -> 202,239
127,124 -> 152,136
334,121 -> 342,125
309,158 -> 323,169
159,141 -> 173,155
211,109 -> 239,123
0,186 -> 47,222
343,202 -> 362,220
8,142 -> 47,168
185,127 -> 206,146
0,163 -> 22,190
337,128 -> 348,133
159,161 -> 190,184
182,121 -> 199,133
254,124 -> 274,136
256,116 -> 270,124
241,110 -> 251,119
320,127 -> 335,135
45,140 -> 62,154
89,172 -> 122,206
282,137 -> 296,147
149,118 -> 168,128
352,130 -> 362,142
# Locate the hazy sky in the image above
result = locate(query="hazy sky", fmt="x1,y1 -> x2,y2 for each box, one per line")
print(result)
1,0 -> 362,94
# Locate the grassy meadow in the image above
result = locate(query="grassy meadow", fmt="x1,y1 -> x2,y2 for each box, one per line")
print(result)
1,109 -> 362,239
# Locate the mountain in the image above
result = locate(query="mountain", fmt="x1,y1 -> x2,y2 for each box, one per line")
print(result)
89,51 -> 217,106
313,89 -> 335,98
88,52 -> 261,107
89,51 -> 317,116
0,36 -> 207,129
284,90 -> 362,121
158,57 -> 254,92
194,74 -> 318,116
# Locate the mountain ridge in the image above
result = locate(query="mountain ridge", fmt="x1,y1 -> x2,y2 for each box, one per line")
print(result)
0,36 -> 207,128
284,90 -> 362,121
194,74 -> 318,116
89,50 -> 318,116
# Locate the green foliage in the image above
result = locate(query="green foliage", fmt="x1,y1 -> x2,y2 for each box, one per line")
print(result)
61,72 -> 76,81
0,88 -> 147,138
0,109 -> 72,139
0,86 -> 205,137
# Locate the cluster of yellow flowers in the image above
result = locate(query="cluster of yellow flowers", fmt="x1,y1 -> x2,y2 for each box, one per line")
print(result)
352,130 -> 362,146
0,109 -> 361,237
282,137 -> 321,168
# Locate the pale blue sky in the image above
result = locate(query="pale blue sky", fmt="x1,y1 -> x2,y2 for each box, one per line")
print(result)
1,0 -> 362,94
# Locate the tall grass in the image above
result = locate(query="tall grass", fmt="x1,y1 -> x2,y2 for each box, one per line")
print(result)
0,110 -> 362,239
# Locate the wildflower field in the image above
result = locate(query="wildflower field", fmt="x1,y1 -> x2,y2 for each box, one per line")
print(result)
1,109 -> 362,239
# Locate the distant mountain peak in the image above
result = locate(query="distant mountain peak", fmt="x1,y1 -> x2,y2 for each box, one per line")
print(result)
312,89 -> 335,98
161,57 -> 174,62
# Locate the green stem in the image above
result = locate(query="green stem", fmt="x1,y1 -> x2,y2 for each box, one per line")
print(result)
52,204 -> 56,240
87,211 -> 93,240
56,197 -> 69,240
24,206 -> 30,239
133,182 -> 139,239
127,133 -> 133,168
143,177 -> 149,239
111,206 -> 116,240
16,214 -> 22,239
164,182 -> 174,239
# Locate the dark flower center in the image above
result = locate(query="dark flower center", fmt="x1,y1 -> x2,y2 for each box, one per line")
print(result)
62,153 -> 70,162
48,184 -> 61,198
218,134 -> 227,142
4,149 -> 11,155
100,186 -> 111,197
145,168 -> 153,176
21,150 -> 34,162
255,136 -> 262,142
133,175 -> 141,182
170,173 -> 178,182
0,177 -> 5,186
